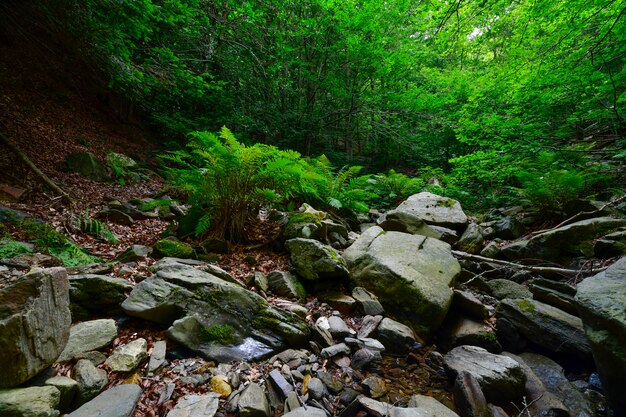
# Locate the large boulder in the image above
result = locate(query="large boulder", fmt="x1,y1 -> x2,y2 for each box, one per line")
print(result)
501,217 -> 626,261
0,386 -> 61,417
285,238 -> 349,281
63,152 -> 108,181
344,226 -> 460,337
576,257 -> 626,416
121,259 -> 309,362
497,298 -> 591,359
0,267 -> 71,388
69,274 -> 130,319
378,192 -> 468,231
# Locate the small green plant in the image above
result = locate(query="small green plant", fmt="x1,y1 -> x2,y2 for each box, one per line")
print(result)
70,210 -> 119,243
0,239 -> 33,258
19,219 -> 100,266
107,152 -> 149,185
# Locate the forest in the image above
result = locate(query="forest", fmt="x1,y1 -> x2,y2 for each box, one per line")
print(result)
0,1 -> 625,417
17,0 -> 626,213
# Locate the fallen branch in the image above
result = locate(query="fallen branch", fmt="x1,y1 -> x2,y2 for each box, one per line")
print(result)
452,250 -> 607,277
0,131 -> 72,202
528,194 -> 626,237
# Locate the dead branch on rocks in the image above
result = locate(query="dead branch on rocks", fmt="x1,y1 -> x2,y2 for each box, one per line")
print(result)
0,130 -> 72,202
527,194 -> 626,237
452,250 -> 608,277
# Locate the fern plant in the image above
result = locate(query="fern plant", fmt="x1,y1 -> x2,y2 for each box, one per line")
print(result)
161,127 -> 320,242
70,209 -> 119,243
367,169 -> 425,208
107,152 -> 150,185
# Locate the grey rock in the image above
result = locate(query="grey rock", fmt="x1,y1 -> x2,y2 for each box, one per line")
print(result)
74,359 -> 108,405
352,287 -> 385,316
358,315 -> 383,339
519,353 -> 595,417
285,238 -> 350,281
267,271 -> 305,301
453,290 -> 490,320
116,245 -> 153,263
408,394 -> 460,417
375,317 -> 417,354
352,348 -> 383,371
238,383 -> 270,417
0,386 -> 60,417
502,217 -> 626,261
45,376 -> 77,413
494,317 -> 526,353
384,192 -> 468,230
167,393 -> 220,417
97,208 -> 134,226
148,340 -> 167,376
456,223 -> 485,254
282,406 -> 327,417
528,278 -> 578,315
252,272 -> 269,292
327,316 -> 355,338
317,371 -> 344,394
576,256 -> 626,416
320,343 -> 351,358
444,345 -> 526,404
122,259 -> 309,362
453,371 -> 490,417
363,375 -> 387,398
345,226 -> 460,337
74,351 -> 107,366
0,267 -> 71,388
438,315 -> 501,352
307,377 -> 326,400
430,225 -> 459,244
68,384 -> 142,417
58,319 -> 118,362
268,369 -> 294,399
497,298 -> 591,359
377,211 -> 445,238
486,279 -> 532,300
105,338 -> 148,372
283,391 -> 300,413
69,274 -> 130,319
480,241 -> 501,259
491,217 -> 524,240
503,353 -> 569,417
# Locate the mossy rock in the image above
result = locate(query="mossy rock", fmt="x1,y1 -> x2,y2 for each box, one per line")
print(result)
281,212 -> 323,241
154,239 -> 195,259
63,152 -> 108,181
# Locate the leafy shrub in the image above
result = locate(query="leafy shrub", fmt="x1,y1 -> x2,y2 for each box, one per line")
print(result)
511,151 -> 605,213
0,239 -> 33,258
161,127 -> 320,242
366,169 -> 424,208
304,156 -> 377,214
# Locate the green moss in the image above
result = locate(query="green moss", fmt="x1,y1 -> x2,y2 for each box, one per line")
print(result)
435,198 -> 456,208
515,299 -> 536,313
199,324 -> 238,345
154,239 -> 195,258
478,330 -> 498,342
140,199 -> 173,212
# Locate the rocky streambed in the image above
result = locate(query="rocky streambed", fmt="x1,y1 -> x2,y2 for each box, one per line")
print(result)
1,192 -> 625,417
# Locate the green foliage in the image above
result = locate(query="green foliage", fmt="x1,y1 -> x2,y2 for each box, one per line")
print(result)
154,239 -> 195,258
106,152 -> 149,185
0,239 -> 33,259
367,170 -> 425,208
511,152 -> 605,213
70,210 -> 119,243
162,128 -> 319,241
19,219 -> 100,266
